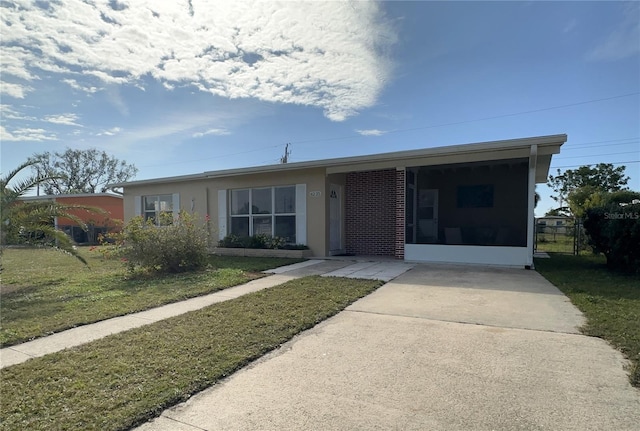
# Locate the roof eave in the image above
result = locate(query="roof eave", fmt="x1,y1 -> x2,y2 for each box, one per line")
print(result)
110,134 -> 566,188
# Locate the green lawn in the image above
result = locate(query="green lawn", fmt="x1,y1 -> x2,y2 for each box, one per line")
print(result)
0,276 -> 382,431
535,233 -> 575,253
535,254 -> 640,387
0,247 -> 302,347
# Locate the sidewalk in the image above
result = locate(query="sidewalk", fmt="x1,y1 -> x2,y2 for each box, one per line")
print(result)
0,259 -> 413,368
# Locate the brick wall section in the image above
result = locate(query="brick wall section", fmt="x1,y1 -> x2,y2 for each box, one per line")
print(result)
395,169 -> 405,259
345,169 -> 397,256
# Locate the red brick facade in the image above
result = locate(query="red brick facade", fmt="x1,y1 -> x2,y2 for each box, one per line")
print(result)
345,169 -> 398,256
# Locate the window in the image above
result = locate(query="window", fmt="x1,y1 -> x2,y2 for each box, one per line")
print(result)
143,194 -> 174,225
230,186 -> 296,243
457,184 -> 494,208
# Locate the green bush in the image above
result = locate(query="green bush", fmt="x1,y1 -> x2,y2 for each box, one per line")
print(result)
584,192 -> 640,273
218,234 -> 307,250
116,211 -> 210,273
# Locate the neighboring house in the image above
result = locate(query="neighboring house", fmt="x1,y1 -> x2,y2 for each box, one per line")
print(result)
536,216 -> 572,234
111,134 -> 566,268
18,193 -> 124,244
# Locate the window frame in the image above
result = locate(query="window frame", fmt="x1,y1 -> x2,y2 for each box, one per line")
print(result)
229,186 -> 297,242
142,194 -> 176,226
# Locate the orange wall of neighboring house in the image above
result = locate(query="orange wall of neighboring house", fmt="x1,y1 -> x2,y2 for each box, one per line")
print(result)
55,195 -> 124,228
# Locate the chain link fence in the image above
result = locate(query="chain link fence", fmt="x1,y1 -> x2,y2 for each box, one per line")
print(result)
535,217 -> 587,255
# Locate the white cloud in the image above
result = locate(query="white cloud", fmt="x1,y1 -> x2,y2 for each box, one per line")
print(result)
97,127 -> 122,136
62,79 -> 99,93
0,104 -> 36,121
0,82 -> 32,99
0,0 -> 395,121
192,128 -> 231,138
44,113 -> 81,126
0,126 -> 58,142
356,129 -> 387,136
587,3 -> 640,61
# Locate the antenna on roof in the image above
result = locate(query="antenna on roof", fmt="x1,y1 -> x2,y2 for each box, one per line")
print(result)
280,143 -> 291,164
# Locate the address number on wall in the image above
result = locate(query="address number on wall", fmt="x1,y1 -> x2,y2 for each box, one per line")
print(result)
309,191 -> 322,197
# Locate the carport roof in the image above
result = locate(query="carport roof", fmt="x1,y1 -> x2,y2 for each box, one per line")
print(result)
110,134 -> 566,188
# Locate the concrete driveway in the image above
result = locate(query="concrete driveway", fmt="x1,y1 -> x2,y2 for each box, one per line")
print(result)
137,264 -> 640,431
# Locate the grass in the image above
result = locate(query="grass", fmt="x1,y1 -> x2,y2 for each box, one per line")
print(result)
535,234 -> 575,253
0,247 -> 302,347
0,276 -> 382,431
535,253 -> 640,387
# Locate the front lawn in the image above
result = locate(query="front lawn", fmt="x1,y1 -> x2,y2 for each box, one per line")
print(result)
0,276 -> 382,431
535,254 -> 640,387
0,247 -> 302,347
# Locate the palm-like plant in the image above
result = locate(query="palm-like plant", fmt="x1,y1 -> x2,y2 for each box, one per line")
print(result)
1,160 -> 104,265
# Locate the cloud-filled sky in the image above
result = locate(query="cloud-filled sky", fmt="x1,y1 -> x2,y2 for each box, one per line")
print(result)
1,0 -> 638,215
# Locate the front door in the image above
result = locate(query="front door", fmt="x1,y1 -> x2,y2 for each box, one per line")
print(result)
329,184 -> 342,253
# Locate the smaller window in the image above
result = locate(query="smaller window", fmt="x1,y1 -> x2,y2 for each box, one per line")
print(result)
143,194 -> 174,225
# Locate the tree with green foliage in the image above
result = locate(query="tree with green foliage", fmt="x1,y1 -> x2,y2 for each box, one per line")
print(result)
29,147 -> 138,194
1,160 -> 105,266
583,190 -> 640,273
548,163 -> 629,217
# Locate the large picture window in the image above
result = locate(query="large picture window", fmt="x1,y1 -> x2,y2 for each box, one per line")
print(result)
230,186 -> 296,243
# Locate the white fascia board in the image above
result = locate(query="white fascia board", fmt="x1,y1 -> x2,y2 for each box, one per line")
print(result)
110,134 -> 567,189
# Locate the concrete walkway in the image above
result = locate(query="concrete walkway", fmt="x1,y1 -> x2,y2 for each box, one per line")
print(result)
136,263 -> 640,431
0,259 -> 414,368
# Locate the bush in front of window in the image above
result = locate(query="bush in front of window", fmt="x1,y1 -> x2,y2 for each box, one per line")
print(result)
115,211 -> 210,273
218,234 -> 308,250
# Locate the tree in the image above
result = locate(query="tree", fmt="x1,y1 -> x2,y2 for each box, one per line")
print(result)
547,163 -> 629,217
1,160 -> 105,266
583,190 -> 640,273
29,148 -> 138,194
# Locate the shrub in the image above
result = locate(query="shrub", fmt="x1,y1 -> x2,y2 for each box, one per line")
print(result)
115,211 -> 210,273
583,192 -> 640,273
218,234 -> 308,250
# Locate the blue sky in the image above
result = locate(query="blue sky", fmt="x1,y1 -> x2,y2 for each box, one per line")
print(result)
1,0 -> 638,216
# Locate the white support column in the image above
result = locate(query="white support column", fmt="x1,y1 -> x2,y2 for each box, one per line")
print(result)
218,190 -> 227,240
295,184 -> 307,245
526,144 -> 538,268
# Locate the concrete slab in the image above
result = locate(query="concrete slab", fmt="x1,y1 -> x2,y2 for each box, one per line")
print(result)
136,311 -> 639,431
278,259 -> 354,277
263,259 -> 325,274
348,264 -> 585,333
322,261 -> 415,281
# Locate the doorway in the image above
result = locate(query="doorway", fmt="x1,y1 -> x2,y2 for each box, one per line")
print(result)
329,184 -> 343,254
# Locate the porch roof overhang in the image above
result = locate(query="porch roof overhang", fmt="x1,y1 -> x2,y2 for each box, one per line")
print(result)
110,134 -> 566,188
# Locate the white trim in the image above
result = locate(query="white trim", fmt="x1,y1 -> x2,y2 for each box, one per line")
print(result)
218,190 -> 227,240
296,184 -> 307,245
17,193 -> 123,201
134,196 -> 141,216
526,144 -> 537,268
110,134 -> 566,188
405,244 -> 529,267
172,193 -> 180,218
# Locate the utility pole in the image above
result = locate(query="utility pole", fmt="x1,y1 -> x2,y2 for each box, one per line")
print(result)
280,143 -> 291,164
